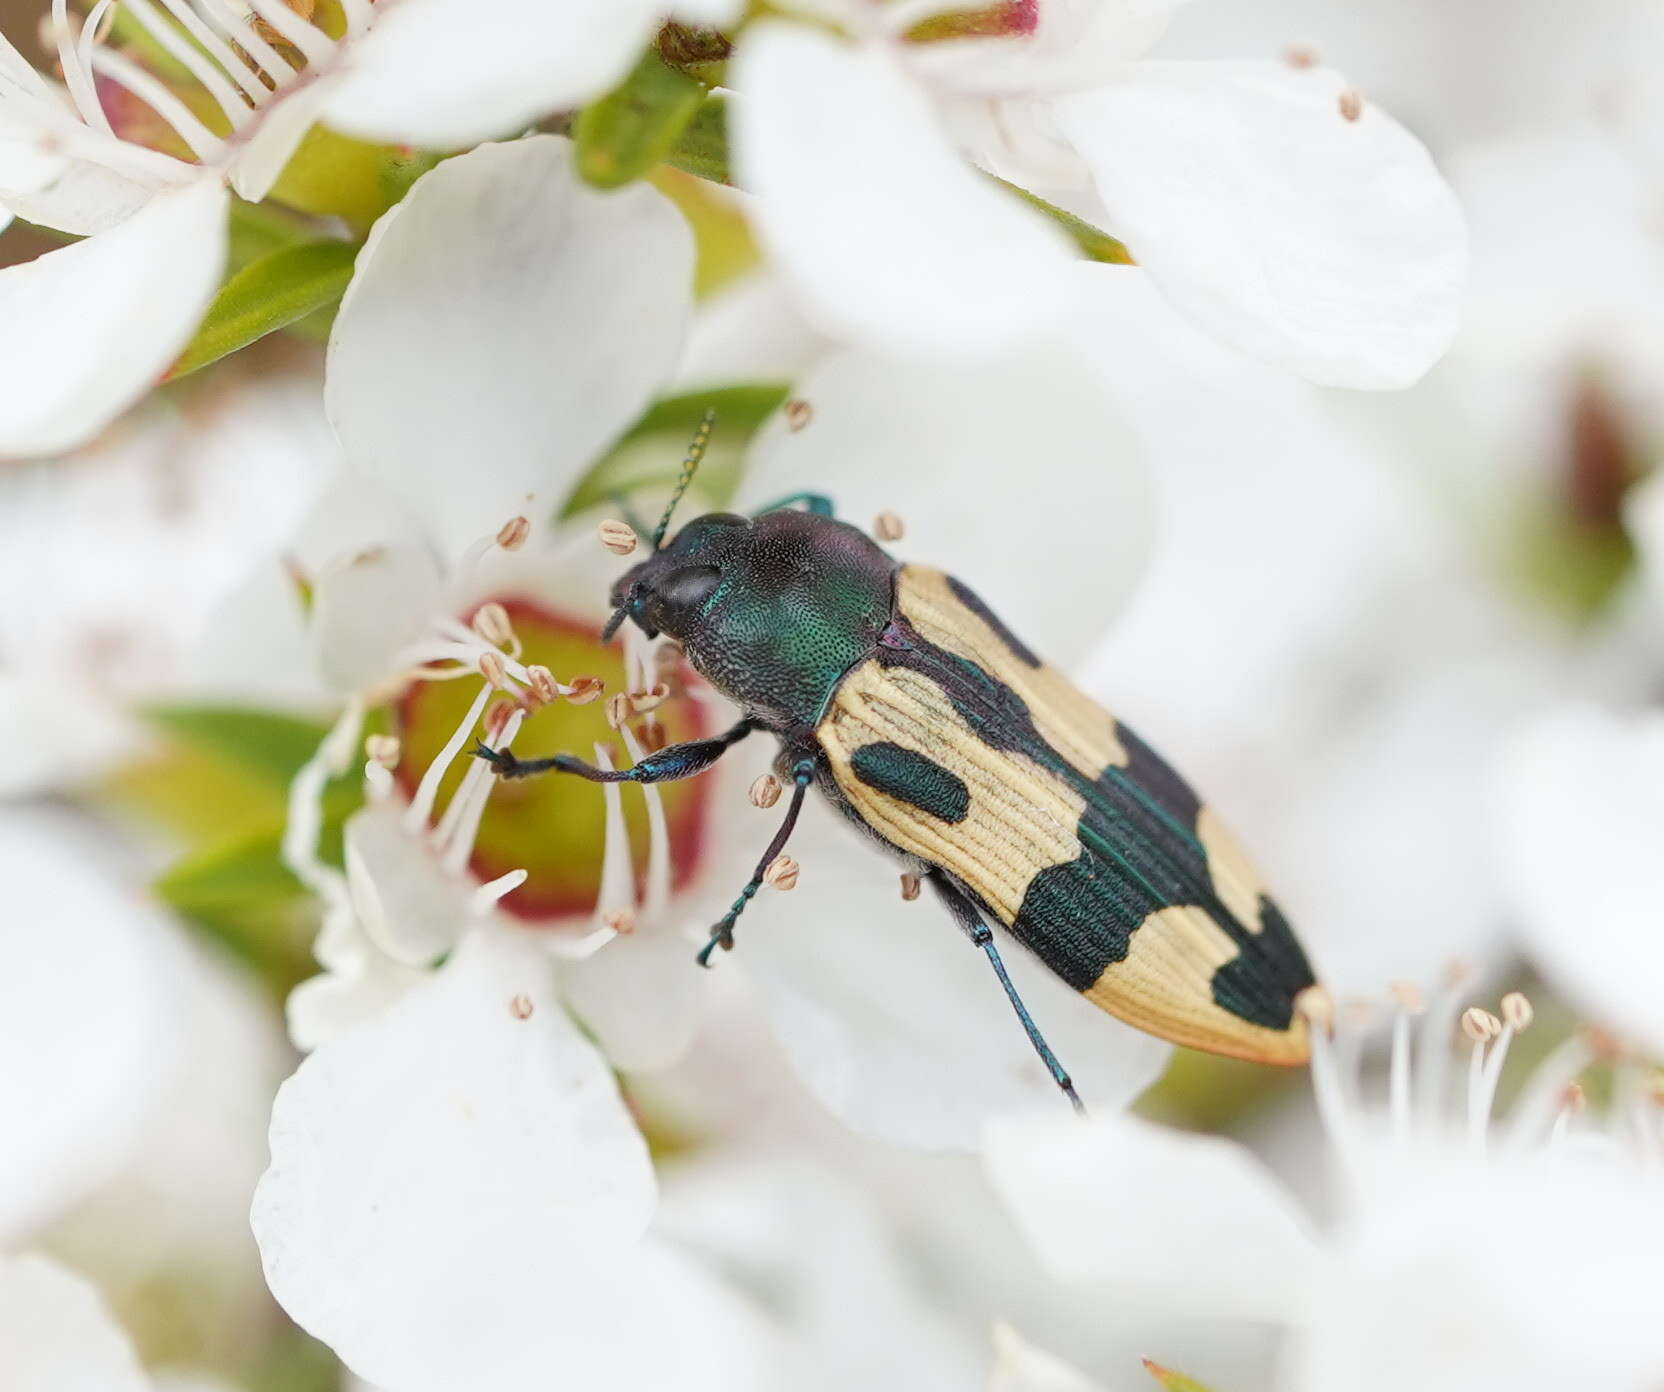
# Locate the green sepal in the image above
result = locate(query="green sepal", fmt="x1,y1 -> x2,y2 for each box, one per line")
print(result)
576,50 -> 708,189
991,175 -> 1135,265
141,704 -> 334,786
168,240 -> 357,379
561,383 -> 791,518
1142,1360 -> 1218,1392
664,94 -> 733,185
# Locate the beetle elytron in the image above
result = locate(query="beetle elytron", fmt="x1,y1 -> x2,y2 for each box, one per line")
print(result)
477,421 -> 1318,1107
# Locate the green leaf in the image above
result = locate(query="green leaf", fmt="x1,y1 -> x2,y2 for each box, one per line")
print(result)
157,827 -> 306,909
142,705 -> 331,787
561,383 -> 791,518
169,240 -> 358,379
576,50 -> 708,190
1142,1360 -> 1218,1392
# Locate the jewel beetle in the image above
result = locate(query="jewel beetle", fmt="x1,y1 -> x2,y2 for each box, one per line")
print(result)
476,418 -> 1318,1108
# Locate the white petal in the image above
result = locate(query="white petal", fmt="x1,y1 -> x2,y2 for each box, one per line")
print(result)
657,1156 -> 982,1388
914,0 -> 1187,97
1055,61 -> 1466,389
1491,705 -> 1664,1057
342,802 -> 472,966
310,540 -> 443,693
673,269 -> 831,392
327,136 -> 692,557
253,927 -> 660,1389
0,1254 -> 148,1392
738,794 -> 1170,1151
1628,471 -> 1664,612
228,75 -> 338,202
560,929 -> 709,1074
984,1112 -> 1323,1324
1290,1152 -> 1664,1392
737,337 -> 1150,668
730,24 -> 1077,359
320,0 -> 660,147
0,811 -> 187,1242
0,177 -> 227,457
989,1324 -> 1107,1392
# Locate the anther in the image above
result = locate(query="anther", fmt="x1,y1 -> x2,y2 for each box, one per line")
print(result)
598,519 -> 639,555
565,675 -> 604,705
899,872 -> 921,901
1338,89 -> 1363,122
1284,45 -> 1318,68
605,693 -> 630,730
784,399 -> 812,432
749,774 -> 782,809
496,516 -> 530,551
478,651 -> 506,687
525,664 -> 560,705
1294,984 -> 1335,1034
471,601 -> 514,648
604,908 -> 636,935
1444,958 -> 1475,989
364,734 -> 400,768
1582,1025 -> 1623,1060
873,511 -> 905,542
1501,992 -> 1534,1031
630,683 -> 671,714
1461,1007 -> 1502,1044
764,854 -> 799,890
509,993 -> 534,1020
1562,1081 -> 1587,1113
1390,981 -> 1426,1014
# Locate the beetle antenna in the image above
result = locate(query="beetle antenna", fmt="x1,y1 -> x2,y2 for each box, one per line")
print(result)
599,410 -> 716,643
649,409 -> 716,552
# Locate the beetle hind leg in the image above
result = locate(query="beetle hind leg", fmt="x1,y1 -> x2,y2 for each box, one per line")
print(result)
930,874 -> 1086,1116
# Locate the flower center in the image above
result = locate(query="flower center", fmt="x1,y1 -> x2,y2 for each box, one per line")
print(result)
392,597 -> 714,923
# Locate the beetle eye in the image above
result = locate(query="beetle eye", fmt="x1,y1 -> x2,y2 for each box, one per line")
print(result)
658,564 -> 721,611
641,564 -> 720,636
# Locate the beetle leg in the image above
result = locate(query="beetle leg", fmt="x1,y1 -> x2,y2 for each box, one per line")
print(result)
697,756 -> 816,967
474,716 -> 757,783
930,875 -> 1087,1116
750,491 -> 834,518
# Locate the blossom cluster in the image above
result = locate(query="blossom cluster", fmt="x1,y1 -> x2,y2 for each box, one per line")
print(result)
2,2 -> 1663,1391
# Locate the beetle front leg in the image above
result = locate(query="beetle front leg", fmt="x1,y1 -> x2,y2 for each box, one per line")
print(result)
473,716 -> 758,784
697,755 -> 816,967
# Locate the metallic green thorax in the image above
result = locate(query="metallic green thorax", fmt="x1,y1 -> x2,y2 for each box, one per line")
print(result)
610,509 -> 897,731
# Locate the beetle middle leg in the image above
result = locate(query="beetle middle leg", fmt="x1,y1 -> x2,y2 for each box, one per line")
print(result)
751,491 -> 834,518
696,756 -> 815,967
930,874 -> 1086,1116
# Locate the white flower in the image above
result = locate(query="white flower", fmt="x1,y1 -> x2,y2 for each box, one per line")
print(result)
0,0 -> 719,456
0,365 -> 333,796
0,1253 -> 150,1392
1492,704 -> 1664,1059
0,808 -> 288,1377
987,982 -> 1664,1392
252,129 -> 1169,1379
729,2 -> 1467,387
253,926 -> 785,1392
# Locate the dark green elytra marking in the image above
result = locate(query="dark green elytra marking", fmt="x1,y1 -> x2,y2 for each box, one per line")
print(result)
946,575 -> 1041,667
849,741 -> 970,823
870,617 -> 1314,1032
